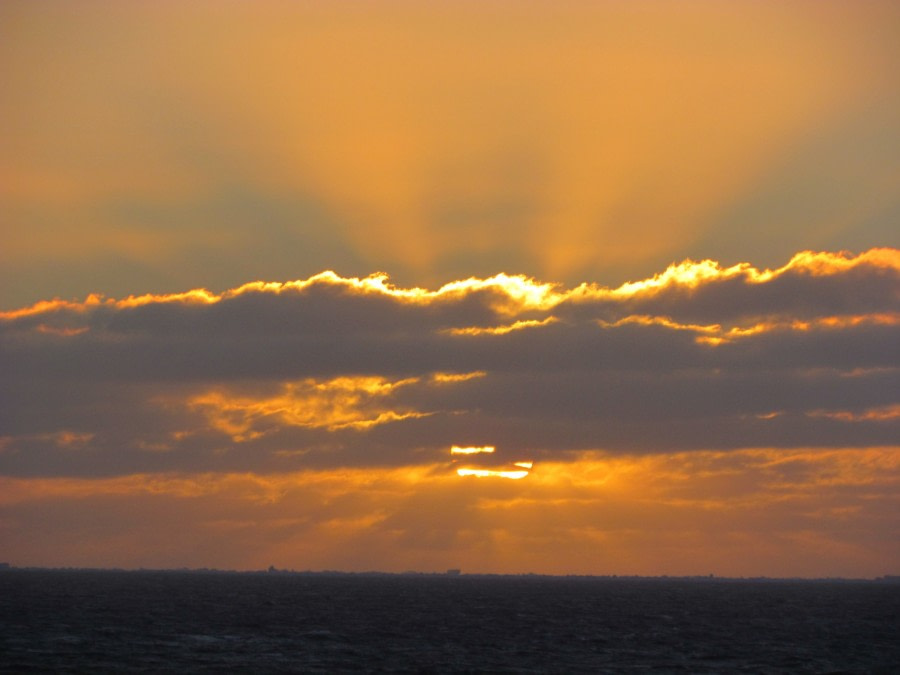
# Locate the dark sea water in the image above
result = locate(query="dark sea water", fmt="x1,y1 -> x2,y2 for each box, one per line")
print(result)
1,570 -> 897,673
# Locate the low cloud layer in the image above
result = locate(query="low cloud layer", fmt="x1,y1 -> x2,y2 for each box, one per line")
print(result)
1,249 -> 897,478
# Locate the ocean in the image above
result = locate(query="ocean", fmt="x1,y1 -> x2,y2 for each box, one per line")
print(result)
1,569 -> 897,673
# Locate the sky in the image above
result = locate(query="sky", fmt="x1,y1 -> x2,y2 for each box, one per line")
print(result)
1,0 -> 898,577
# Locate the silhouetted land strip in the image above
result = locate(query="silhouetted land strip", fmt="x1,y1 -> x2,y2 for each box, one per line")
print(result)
2,564 -> 898,582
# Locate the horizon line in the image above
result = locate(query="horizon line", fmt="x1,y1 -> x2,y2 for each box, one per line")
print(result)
2,564 -> 897,583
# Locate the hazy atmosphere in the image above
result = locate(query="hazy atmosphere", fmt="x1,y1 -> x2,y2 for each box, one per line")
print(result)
2,1 -> 898,577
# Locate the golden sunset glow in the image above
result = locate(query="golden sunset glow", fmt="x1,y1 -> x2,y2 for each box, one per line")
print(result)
2,447 -> 896,575
1,0 -> 897,578
451,446 -> 496,456
183,376 -> 432,439
456,468 -> 530,480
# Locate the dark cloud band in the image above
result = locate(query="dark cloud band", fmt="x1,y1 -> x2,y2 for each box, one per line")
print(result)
1,250 -> 897,477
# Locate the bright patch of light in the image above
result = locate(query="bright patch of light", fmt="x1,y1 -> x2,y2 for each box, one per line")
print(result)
451,445 -> 495,455
611,259 -> 753,296
456,468 -> 529,480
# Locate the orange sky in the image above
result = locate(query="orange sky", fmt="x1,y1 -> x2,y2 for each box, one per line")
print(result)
3,447 -> 898,577
2,0 -> 898,307
1,1 -> 898,576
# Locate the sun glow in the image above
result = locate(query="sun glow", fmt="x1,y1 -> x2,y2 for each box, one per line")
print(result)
3,445 -> 897,574
456,468 -> 529,480
230,271 -> 564,314
451,445 -> 533,478
450,445 -> 496,455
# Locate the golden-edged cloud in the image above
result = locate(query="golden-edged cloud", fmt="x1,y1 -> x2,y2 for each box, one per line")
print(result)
186,376 -> 431,440
1,246 -> 897,576
1,249 -> 896,480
